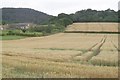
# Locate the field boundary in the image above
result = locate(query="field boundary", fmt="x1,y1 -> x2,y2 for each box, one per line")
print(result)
64,31 -> 120,34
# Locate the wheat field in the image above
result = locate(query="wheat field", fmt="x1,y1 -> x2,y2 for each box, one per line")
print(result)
2,23 -> 119,78
66,23 -> 118,32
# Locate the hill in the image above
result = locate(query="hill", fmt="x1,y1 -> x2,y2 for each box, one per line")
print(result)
2,8 -> 52,24
1,8 -> 119,26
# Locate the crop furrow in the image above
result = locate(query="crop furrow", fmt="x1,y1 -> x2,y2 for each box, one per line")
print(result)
74,35 -> 107,62
111,41 -> 119,51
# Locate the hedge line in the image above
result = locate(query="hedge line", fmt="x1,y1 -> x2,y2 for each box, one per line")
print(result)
0,30 -> 43,37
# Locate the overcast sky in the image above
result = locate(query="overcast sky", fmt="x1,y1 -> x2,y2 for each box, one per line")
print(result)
1,0 -> 119,16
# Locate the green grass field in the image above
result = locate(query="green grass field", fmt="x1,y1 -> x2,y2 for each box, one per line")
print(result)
0,30 -> 43,40
0,36 -> 26,40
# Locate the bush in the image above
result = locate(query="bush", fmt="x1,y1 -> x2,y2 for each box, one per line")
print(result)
15,32 -> 43,37
7,30 -> 22,35
0,32 -> 7,36
0,30 -> 9,36
8,30 -> 15,35
28,24 -> 65,35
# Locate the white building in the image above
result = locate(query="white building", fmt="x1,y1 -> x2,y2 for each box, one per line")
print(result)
0,26 -> 3,30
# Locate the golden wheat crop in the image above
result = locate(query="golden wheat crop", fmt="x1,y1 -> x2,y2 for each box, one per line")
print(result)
66,23 -> 118,32
2,23 -> 119,78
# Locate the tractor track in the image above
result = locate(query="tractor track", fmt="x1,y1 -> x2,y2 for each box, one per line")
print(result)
111,41 -> 119,51
73,35 -> 107,62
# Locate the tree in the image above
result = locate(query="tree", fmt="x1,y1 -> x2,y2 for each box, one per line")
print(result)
59,18 -> 73,27
2,21 -> 6,25
21,27 -> 27,33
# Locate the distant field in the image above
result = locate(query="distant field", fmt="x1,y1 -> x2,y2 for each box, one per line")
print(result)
65,23 -> 118,33
2,23 -> 119,78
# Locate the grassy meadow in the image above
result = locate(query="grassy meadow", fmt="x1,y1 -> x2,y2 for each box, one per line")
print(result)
0,36 -> 26,40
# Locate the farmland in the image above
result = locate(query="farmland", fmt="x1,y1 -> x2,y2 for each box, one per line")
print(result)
65,23 -> 118,32
2,23 -> 119,78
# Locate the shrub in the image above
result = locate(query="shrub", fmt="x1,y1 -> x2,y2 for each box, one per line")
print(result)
0,32 -> 7,36
16,32 -> 43,37
28,24 -> 65,35
7,30 -> 15,35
